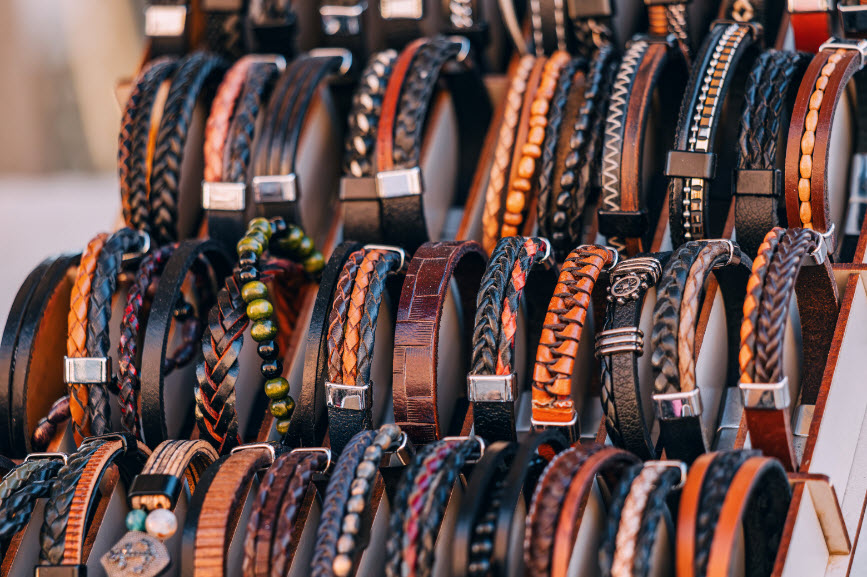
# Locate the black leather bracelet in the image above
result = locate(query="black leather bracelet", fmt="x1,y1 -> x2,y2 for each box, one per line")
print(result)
666,21 -> 762,247
0,456 -> 64,544
247,0 -> 298,55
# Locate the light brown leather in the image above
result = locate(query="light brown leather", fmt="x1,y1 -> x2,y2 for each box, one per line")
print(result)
203,58 -> 254,182
132,439 -> 219,510
675,452 -> 715,577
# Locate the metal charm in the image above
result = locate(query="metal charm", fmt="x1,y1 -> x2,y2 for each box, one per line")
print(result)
101,531 -> 170,577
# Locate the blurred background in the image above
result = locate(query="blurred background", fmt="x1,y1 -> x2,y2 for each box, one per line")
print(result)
0,0 -> 146,325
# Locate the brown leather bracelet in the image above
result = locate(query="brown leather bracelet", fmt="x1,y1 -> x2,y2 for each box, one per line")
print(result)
203,57 -> 255,184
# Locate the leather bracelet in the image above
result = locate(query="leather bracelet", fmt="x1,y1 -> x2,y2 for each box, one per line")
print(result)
598,35 -> 688,255
392,240 -> 486,445
529,0 -> 569,56
734,49 -> 811,259
37,434 -> 148,569
246,0 -> 297,55
101,439 -> 219,577
242,448 -> 329,577
326,247 -> 404,455
150,51 -> 227,245
145,0 -> 194,57
677,451 -> 790,577
785,38 -> 867,261
650,240 -> 751,463
531,244 -> 614,438
120,57 -> 179,233
739,227 -> 839,471
717,0 -> 786,47
599,462 -> 644,577
469,236 -> 556,442
598,253 -> 667,460
203,0 -> 245,59
667,21 -> 761,246
0,455 -> 64,544
646,3 -> 692,62
371,34 -> 492,252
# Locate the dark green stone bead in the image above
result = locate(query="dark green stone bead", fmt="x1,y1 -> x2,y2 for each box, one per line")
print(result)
251,319 -> 277,342
275,418 -> 291,436
246,298 -> 273,321
248,230 -> 268,248
248,217 -> 271,236
304,252 -> 325,275
237,237 -> 264,257
241,281 -> 268,303
269,398 -> 291,418
126,509 -> 147,532
285,226 -> 304,250
264,377 -> 290,399
297,235 -> 314,257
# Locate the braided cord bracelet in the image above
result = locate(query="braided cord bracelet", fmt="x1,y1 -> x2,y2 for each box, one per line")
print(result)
0,457 -> 63,543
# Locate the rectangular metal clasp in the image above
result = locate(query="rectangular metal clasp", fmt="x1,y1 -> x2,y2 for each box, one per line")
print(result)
64,357 -> 111,385
375,167 -> 424,199
320,2 -> 367,35
380,0 -> 424,19
325,382 -> 371,410
739,377 -> 791,410
665,150 -> 718,180
252,174 -> 297,204
653,389 -> 703,419
145,5 -> 188,37
467,374 -> 518,403
202,181 -> 246,211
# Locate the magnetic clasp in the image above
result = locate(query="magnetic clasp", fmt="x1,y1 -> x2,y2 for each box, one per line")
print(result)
665,150 -> 718,180
127,474 -> 182,510
64,357 -> 110,385
320,3 -> 367,36
597,209 -> 649,238
467,374 -> 518,403
252,174 -> 297,204
34,565 -> 87,577
339,176 -> 378,201
733,168 -> 781,198
653,389 -> 703,420
202,182 -> 246,211
326,382 -> 371,410
739,377 -> 791,410
375,167 -> 424,199
567,0 -> 613,18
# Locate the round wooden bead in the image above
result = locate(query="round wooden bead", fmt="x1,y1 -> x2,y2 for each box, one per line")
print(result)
298,235 -> 314,257
502,211 -> 523,225
522,143 -> 542,158
264,377 -> 290,399
799,155 -> 812,179
251,319 -> 277,342
304,252 -> 325,275
237,237 -> 264,257
246,299 -> 273,321
242,281 -> 268,303
145,508 -> 178,540
333,555 -> 353,577
517,157 -> 535,179
269,398 -> 291,418
828,52 -> 843,64
512,178 -> 531,192
530,100 -> 549,116
816,76 -> 828,90
809,89 -> 824,111
821,63 -> 836,77
528,126 -> 546,146
798,178 -> 811,202
506,192 -> 526,214
248,218 -> 272,237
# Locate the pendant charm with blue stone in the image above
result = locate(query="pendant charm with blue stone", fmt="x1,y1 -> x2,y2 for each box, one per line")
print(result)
101,531 -> 170,577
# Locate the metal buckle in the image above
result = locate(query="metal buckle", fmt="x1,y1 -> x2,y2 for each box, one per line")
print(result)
230,442 -> 278,465
319,2 -> 367,35
739,377 -> 791,410
375,167 -> 424,200
24,452 -> 68,466
446,36 -> 472,63
806,224 -> 835,266
123,230 -> 151,263
245,54 -> 288,71
819,38 -> 867,66
703,238 -> 738,268
381,432 -> 415,467
536,237 -> 553,266
380,0 -> 424,20
442,436 -> 486,464
530,411 -> 579,443
252,174 -> 297,204
838,4 -> 867,36
467,374 -> 518,403
309,48 -> 353,76
325,382 -> 371,411
145,5 -> 188,37
202,182 -> 246,211
644,460 -> 688,490
595,327 -> 644,357
64,356 -> 111,385
653,389 -> 703,419
787,0 -> 833,12
362,244 -> 407,271
289,447 -> 333,471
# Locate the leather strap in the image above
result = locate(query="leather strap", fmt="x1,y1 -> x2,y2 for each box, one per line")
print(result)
529,0 -> 570,55
0,457 -> 63,543
129,439 -> 219,511
392,241 -> 487,444
717,0 -> 786,47
647,4 -> 692,62
667,21 -> 761,246
790,11 -> 836,53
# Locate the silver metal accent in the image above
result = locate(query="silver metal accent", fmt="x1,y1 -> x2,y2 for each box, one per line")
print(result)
202,182 -> 246,211
252,174 -> 297,204
819,38 -> 867,66
290,447 -> 333,471
467,374 -> 518,403
606,257 -> 662,304
739,377 -> 791,410
375,167 -> 424,199
145,5 -> 187,37
245,54 -> 287,71
319,2 -> 367,36
381,432 -> 415,467
64,356 -> 111,384
101,530 -> 171,577
442,436 -> 486,464
325,382 -> 371,410
531,411 -> 579,442
309,48 -> 354,76
122,230 -> 151,264
537,237 -> 553,265
705,238 -> 738,268
787,0 -> 832,12
793,404 -> 815,438
24,452 -> 68,466
362,244 -> 407,270
644,460 -> 688,490
806,224 -> 835,266
595,327 -> 644,357
230,442 -> 278,465
446,36 -> 472,63
380,0 -> 424,20
653,389 -> 703,419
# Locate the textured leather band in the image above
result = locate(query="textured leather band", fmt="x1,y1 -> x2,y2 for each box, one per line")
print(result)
392,241 -> 487,444
599,462 -> 644,577
0,458 -> 63,542
204,58 -> 254,183
129,439 -> 219,511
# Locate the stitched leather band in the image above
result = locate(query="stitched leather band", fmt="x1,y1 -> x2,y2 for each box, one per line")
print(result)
482,55 -> 536,254
531,245 -> 611,428
375,35 -> 492,252
598,35 -> 687,255
150,51 -> 227,245
734,49 -> 811,259
0,458 -> 63,543
785,41 -> 867,260
667,22 -> 761,246
120,57 -> 179,233
392,241 -> 487,444
599,252 -> 668,460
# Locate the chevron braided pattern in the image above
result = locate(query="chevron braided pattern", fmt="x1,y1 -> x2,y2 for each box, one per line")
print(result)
651,242 -> 703,395
599,345 -> 620,446
327,250 -> 366,384
483,56 -> 535,254
120,58 -> 178,232
632,467 -> 682,577
195,274 -> 248,453
356,252 -> 401,388
598,463 -> 643,577
38,440 -> 100,565
0,461 -> 43,502
470,237 -> 522,375
497,237 -> 547,375
85,228 -> 142,436
204,58 -> 253,183
223,63 -> 277,183
0,460 -> 62,541
149,52 -> 226,245
754,228 -> 817,383
739,228 -> 785,384
343,251 -> 384,387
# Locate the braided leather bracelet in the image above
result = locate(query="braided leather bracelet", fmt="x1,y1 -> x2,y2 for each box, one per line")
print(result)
598,34 -> 687,255
101,439 -> 219,577
0,455 -> 64,545
599,462 -> 644,577
650,240 -> 751,463
531,244 -> 614,438
739,227 -> 839,471
666,21 -> 761,246
733,50 -> 811,259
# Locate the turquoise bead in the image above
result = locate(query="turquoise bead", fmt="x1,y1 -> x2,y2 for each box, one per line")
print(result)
126,509 -> 147,532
